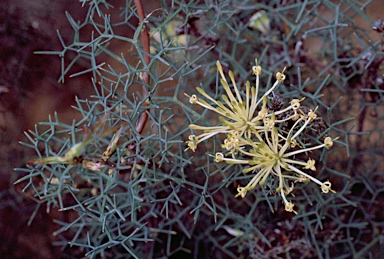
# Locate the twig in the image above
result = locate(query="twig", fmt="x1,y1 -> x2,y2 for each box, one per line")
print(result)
134,0 -> 150,134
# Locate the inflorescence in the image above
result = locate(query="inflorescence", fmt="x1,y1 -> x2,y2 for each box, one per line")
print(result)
185,59 -> 337,214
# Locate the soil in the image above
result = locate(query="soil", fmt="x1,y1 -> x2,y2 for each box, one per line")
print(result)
0,1 -> 96,258
1,0 -> 383,258
0,1 -> 160,257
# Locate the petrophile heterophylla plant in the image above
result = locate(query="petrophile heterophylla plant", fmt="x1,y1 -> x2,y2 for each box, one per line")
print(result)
13,0 -> 384,258
185,60 -> 337,214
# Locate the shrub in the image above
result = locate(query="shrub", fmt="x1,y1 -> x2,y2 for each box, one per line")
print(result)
15,0 -> 384,258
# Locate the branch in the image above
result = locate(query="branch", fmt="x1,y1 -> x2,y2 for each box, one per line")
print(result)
134,0 -> 150,134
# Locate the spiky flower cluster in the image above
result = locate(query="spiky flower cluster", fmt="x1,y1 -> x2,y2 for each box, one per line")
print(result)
185,60 -> 336,214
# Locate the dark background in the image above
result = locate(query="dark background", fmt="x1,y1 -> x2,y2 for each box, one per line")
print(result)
0,1 -> 383,258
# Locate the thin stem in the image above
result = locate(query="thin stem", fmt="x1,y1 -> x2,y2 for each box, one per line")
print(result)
133,2 -> 152,252
134,0 -> 150,134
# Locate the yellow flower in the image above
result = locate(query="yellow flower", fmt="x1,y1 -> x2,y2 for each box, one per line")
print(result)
184,127 -> 232,152
185,58 -> 338,214
221,131 -> 241,153
276,67 -> 287,83
216,109 -> 337,213
185,135 -> 198,152
185,60 -> 287,151
284,201 -> 297,214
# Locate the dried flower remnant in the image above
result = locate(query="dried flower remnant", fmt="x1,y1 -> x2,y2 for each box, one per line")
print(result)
372,19 -> 384,33
27,114 -> 112,166
102,127 -> 123,161
248,10 -> 270,35
27,115 -> 123,173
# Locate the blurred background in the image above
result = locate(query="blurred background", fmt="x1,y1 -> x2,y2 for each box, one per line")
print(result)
0,1 -> 145,257
0,0 -> 383,258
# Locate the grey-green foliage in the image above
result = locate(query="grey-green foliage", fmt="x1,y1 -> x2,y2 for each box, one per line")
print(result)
16,0 -> 384,258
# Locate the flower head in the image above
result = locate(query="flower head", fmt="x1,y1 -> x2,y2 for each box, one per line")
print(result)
185,60 -> 288,151
185,58 -> 338,214
216,112 -> 337,213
